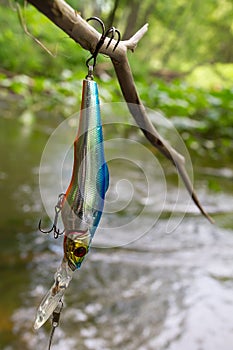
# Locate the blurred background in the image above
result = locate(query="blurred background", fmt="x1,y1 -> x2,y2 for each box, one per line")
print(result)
0,0 -> 233,349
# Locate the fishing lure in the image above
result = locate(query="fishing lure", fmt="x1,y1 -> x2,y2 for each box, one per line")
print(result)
34,16 -> 212,349
34,18 -> 120,334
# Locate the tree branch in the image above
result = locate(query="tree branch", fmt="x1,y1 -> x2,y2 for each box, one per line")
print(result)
26,0 -> 213,223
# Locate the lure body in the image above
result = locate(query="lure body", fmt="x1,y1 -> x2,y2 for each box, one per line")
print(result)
62,78 -> 109,270
34,78 -> 109,329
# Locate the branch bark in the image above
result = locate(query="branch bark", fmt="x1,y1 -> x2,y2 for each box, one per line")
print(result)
26,0 -> 213,223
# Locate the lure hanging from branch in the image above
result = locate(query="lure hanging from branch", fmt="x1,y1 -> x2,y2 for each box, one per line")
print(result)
34,14 -> 213,349
34,18 -> 119,344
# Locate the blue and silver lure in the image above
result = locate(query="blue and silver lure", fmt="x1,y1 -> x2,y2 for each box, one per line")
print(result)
34,18 -> 121,334
34,71 -> 109,330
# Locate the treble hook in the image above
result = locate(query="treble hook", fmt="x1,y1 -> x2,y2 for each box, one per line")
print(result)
47,300 -> 63,350
85,16 -> 121,70
105,27 -> 121,51
38,194 -> 65,239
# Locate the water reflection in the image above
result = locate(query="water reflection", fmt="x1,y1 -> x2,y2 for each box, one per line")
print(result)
1,111 -> 233,350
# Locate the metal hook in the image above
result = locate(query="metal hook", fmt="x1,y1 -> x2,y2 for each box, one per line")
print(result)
47,300 -> 63,350
86,17 -> 106,69
105,27 -> 121,51
38,194 -> 65,239
85,17 -> 121,71
86,16 -> 106,37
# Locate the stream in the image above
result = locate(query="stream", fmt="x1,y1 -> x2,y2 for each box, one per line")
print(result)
0,98 -> 233,350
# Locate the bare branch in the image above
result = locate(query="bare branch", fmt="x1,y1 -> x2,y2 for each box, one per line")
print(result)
123,24 -> 149,52
25,0 -> 213,223
16,2 -> 57,57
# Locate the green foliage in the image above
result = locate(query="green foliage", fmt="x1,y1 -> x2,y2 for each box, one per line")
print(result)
1,67 -> 232,160
138,78 -> 233,159
0,3 -> 88,76
69,0 -> 233,71
0,1 -> 232,163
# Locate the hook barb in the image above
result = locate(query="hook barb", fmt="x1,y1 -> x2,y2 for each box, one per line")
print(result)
85,17 -> 121,70
38,194 -> 65,239
105,27 -> 121,51
38,219 -> 54,234
38,220 -> 64,239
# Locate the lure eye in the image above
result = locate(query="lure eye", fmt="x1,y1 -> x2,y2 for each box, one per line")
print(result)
73,246 -> 87,257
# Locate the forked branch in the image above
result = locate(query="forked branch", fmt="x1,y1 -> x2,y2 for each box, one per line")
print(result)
25,0 -> 213,223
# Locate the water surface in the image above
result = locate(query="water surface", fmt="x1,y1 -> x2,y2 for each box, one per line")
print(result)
0,100 -> 232,350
